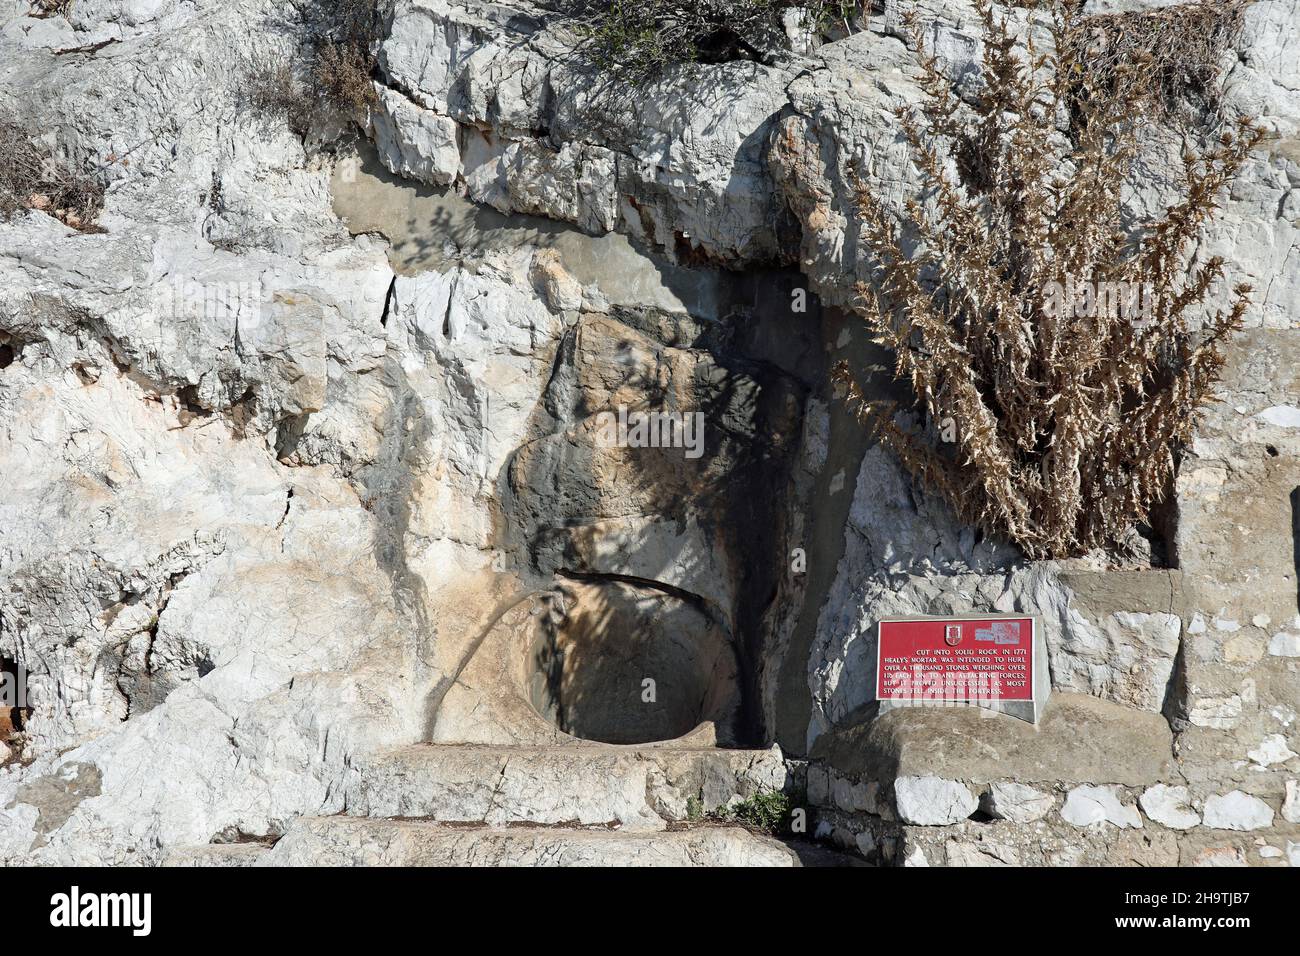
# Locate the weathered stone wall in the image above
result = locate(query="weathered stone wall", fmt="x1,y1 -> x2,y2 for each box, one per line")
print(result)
0,0 -> 1295,866
785,3 -> 1300,864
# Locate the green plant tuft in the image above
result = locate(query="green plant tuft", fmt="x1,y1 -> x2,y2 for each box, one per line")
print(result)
713,788 -> 791,834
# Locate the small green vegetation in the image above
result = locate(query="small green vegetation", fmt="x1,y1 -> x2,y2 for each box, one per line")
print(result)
711,788 -> 791,835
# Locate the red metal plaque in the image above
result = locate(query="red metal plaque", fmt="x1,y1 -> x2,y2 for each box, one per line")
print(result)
876,616 -> 1035,703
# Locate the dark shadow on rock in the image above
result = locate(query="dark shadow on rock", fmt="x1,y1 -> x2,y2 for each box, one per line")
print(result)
527,577 -> 742,744
334,136 -> 823,752
498,297 -> 816,747
352,350 -> 440,735
782,838 -> 873,867
1292,486 -> 1300,614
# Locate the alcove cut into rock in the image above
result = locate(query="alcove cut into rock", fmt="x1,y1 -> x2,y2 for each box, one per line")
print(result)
525,580 -> 742,746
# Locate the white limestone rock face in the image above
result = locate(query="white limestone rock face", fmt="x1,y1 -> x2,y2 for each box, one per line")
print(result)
1049,610 -> 1182,713
495,140 -> 620,235
259,817 -> 801,867
807,558 -> 1178,744
1247,734 -> 1297,767
382,256 -> 563,555
893,775 -> 977,825
1269,630 -> 1300,657
1282,780 -> 1300,824
1,0 -> 1297,869
1202,791 -> 1275,831
67,0 -> 182,32
0,238 -> 567,863
374,0 -> 795,263
370,84 -> 462,187
0,216 -> 393,435
844,443 -> 1009,575
0,0 -> 577,866
903,845 -> 929,867
1060,785 -> 1143,829
0,356 -> 429,861
1139,785 -> 1201,831
981,783 -> 1053,824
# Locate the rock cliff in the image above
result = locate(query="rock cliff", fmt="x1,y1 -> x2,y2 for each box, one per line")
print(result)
0,0 -> 1296,866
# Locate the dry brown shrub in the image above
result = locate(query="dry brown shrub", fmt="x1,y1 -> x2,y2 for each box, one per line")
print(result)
1071,0 -> 1249,127
239,0 -> 381,131
312,40 -> 378,116
0,109 -> 104,231
836,0 -> 1262,560
29,0 -> 73,17
572,0 -> 870,72
238,53 -> 317,130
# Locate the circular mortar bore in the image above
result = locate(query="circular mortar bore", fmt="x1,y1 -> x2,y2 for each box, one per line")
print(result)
524,580 -> 741,745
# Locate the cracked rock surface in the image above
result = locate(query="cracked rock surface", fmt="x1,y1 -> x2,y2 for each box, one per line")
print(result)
0,0 -> 1297,867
